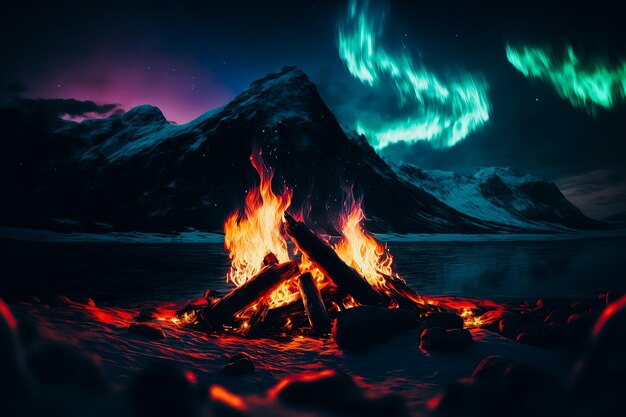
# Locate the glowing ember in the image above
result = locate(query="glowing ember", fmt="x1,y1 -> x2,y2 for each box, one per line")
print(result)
334,186 -> 396,289
458,307 -> 484,328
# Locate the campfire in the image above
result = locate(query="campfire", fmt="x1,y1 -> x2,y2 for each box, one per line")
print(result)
176,149 -> 438,337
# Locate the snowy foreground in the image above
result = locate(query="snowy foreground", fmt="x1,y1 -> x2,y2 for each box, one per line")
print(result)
3,290 -> 625,417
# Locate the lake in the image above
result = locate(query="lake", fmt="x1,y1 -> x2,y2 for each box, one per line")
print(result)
2,235 -> 625,304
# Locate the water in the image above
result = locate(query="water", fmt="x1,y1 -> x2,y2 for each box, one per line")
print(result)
1,237 -> 625,304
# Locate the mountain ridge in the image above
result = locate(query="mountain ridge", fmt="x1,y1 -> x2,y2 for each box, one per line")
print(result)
0,66 -> 605,234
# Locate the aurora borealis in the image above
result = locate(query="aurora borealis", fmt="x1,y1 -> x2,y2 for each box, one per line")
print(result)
337,0 -> 490,150
506,44 -> 626,114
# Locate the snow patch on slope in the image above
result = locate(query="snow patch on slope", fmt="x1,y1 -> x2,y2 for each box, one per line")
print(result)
393,163 -> 571,231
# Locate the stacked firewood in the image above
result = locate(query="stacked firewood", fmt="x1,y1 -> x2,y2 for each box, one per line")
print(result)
177,213 -> 437,337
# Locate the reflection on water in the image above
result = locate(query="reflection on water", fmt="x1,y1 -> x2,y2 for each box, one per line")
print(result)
387,238 -> 626,299
1,237 -> 625,304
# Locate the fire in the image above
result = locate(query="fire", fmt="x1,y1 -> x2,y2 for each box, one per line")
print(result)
224,150 -> 299,308
222,151 -> 415,326
334,186 -> 396,290
224,149 -> 292,285
299,253 -> 328,290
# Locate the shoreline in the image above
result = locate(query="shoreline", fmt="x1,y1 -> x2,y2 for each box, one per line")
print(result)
1,225 -> 625,244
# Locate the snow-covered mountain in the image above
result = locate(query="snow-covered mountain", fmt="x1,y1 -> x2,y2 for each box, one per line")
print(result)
0,66 -> 605,234
393,164 -> 601,231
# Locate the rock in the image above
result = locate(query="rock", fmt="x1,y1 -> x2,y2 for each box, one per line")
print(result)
498,316 -> 528,339
270,369 -> 360,404
71,296 -> 96,306
544,309 -> 568,327
420,328 -> 473,351
17,318 -> 42,347
333,306 -> 417,351
26,295 -> 41,304
593,294 -> 626,345
472,355 -> 552,396
516,331 -> 547,346
228,352 -> 252,363
535,298 -> 546,310
129,322 -> 166,340
222,357 -> 255,375
269,369 -> 407,417
136,308 -> 158,322
472,356 -> 512,381
516,330 -> 579,348
422,312 -> 464,330
46,295 -> 72,307
570,300 -> 589,313
588,306 -> 603,320
567,312 -> 590,328
570,293 -> 626,402
0,298 -> 32,406
127,361 -> 200,417
434,379 -> 506,417
27,341 -> 109,392
606,289 -> 625,306
75,297 -> 96,307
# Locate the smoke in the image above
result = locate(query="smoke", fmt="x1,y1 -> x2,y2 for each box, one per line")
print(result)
336,0 -> 491,150
506,43 -> 626,114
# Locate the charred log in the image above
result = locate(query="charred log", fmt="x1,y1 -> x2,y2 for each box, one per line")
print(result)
206,261 -> 300,326
381,274 -> 439,316
284,213 -> 385,306
298,272 -> 331,336
263,252 -> 279,266
242,303 -> 270,337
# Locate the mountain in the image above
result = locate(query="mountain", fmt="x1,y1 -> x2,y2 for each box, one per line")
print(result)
394,164 -> 603,231
0,66 -> 604,235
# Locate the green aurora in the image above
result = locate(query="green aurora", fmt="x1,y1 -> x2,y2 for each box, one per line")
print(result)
506,44 -> 626,114
337,0 -> 491,150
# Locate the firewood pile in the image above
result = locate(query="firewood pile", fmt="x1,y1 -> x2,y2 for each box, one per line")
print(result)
176,212 -> 438,337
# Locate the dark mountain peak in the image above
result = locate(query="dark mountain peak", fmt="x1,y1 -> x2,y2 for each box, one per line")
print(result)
219,66 -> 329,125
120,105 -> 166,124
248,65 -> 311,89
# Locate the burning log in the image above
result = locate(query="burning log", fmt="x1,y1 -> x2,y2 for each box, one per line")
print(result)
382,274 -> 439,316
298,272 -> 331,336
284,213 -> 385,307
263,252 -> 279,266
262,298 -> 308,334
242,303 -> 270,337
207,261 -> 300,326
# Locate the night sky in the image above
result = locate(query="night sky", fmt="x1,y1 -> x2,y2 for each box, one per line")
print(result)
2,0 -> 625,219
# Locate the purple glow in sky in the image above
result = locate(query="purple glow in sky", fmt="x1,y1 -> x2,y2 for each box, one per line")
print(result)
24,51 -> 233,123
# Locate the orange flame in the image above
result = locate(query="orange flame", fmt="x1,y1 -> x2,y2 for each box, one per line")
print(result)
224,150 -> 292,286
334,186 -> 396,290
224,150 -> 303,309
